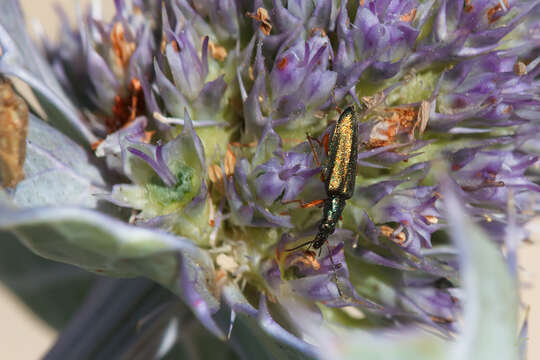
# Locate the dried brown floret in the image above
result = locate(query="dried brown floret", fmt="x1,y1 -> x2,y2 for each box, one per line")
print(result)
0,77 -> 28,188
110,22 -> 136,68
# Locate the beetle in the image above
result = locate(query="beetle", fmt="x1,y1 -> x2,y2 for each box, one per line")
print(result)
287,104 -> 364,252
285,105 -> 365,295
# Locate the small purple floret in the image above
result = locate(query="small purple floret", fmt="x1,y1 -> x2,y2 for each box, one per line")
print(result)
127,144 -> 177,187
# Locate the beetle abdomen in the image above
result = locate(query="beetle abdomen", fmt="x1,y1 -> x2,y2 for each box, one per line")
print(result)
326,106 -> 359,199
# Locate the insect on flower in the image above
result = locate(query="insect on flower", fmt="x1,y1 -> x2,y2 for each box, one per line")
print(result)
286,104 -> 366,294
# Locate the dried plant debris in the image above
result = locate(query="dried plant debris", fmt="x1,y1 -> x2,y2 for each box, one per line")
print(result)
0,77 -> 28,188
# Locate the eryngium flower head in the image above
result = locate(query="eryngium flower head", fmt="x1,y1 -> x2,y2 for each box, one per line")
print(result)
43,0 -> 156,136
1,0 -> 539,358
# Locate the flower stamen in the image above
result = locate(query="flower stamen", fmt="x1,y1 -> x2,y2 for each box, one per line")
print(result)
142,131 -> 155,144
464,0 -> 474,13
225,145 -> 237,177
424,215 -> 439,224
430,315 -> 454,324
487,0 -> 509,24
288,250 -> 321,271
400,8 -> 417,22
277,57 -> 288,70
461,180 -> 505,192
207,39 -> 227,62
412,100 -> 430,139
247,8 -> 272,36
514,61 -> 527,75
380,225 -> 407,245
110,22 -> 136,68
208,164 -> 225,193
310,27 -> 327,37
229,141 -> 258,148
91,139 -> 104,151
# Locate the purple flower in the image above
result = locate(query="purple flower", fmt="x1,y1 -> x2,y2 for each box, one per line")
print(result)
266,232 -> 386,310
334,0 -> 419,98
153,28 -> 227,123
127,143 -> 177,187
430,53 -> 540,130
268,0 -> 337,35
254,151 -> 319,205
451,149 -> 540,209
372,186 -> 442,254
224,158 -> 293,228
401,273 -> 459,331
41,0 -> 155,137
242,32 -> 337,134
107,110 -> 206,218
273,34 -> 336,116
408,0 -> 540,66
173,0 -> 241,43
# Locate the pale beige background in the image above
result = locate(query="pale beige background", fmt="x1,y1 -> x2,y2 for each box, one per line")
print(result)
2,1 -> 539,359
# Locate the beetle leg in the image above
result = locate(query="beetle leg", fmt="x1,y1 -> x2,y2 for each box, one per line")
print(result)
319,164 -> 327,183
306,132 -> 329,183
307,132 -> 330,156
330,90 -> 343,114
281,198 -> 325,208
306,133 -> 322,167
325,241 -> 343,297
321,133 -> 330,155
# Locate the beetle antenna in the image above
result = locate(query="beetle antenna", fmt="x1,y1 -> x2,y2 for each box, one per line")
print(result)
286,239 -> 315,252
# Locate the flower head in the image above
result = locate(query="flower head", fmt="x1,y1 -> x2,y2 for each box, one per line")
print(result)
44,1 -> 155,137
1,0 -> 539,358
242,31 -> 338,139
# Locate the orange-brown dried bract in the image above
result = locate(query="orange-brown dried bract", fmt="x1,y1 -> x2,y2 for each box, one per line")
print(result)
0,78 -> 28,188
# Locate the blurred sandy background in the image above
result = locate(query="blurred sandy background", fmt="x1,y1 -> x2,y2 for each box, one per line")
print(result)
1,0 -> 538,359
